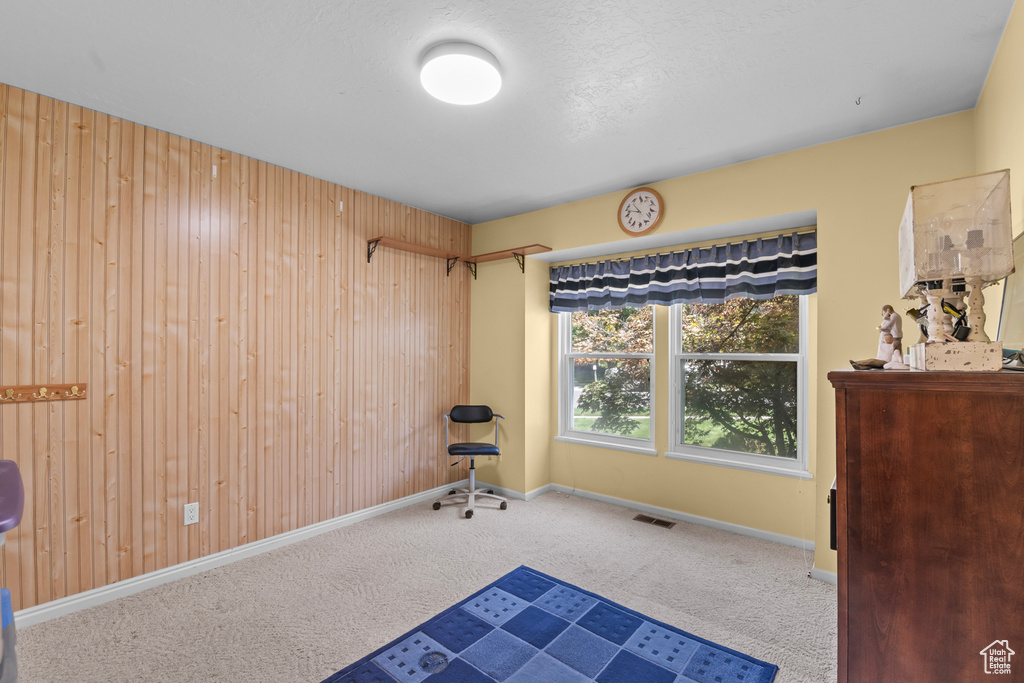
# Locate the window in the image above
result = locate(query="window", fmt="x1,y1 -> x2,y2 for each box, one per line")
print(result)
557,306 -> 655,455
668,295 -> 810,477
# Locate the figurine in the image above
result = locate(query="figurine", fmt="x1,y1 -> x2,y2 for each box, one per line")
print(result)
877,305 -> 904,364
850,305 -> 909,370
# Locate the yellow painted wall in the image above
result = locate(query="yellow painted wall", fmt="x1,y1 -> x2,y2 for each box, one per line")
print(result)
977,2 -> 1024,233
961,0 -> 1024,367
472,111 -> 978,574
976,0 -> 1024,349
470,259 -> 528,493
470,258 -> 554,494
523,263 -> 554,493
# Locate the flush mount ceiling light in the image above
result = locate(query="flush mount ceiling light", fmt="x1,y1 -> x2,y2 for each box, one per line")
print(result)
420,42 -> 501,105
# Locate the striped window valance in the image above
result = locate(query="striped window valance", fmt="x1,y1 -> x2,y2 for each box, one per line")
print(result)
549,231 -> 817,313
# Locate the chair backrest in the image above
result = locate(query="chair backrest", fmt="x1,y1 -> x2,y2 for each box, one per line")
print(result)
449,405 -> 494,424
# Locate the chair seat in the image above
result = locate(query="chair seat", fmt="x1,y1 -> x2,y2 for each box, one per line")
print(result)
448,442 -> 500,457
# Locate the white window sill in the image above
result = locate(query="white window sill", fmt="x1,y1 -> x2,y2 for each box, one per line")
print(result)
665,450 -> 813,479
555,435 -> 658,457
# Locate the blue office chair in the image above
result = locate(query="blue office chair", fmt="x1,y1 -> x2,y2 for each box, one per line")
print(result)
432,405 -> 508,519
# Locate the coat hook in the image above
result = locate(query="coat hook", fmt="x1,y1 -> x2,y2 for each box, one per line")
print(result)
0,383 -> 87,404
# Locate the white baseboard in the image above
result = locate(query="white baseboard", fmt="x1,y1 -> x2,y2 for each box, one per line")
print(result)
18,478 -> 826,628
524,483 -> 555,501
14,479 -> 469,629
468,482 -> 817,554
544,483 -> 816,552
809,568 -> 837,585
474,481 -> 544,502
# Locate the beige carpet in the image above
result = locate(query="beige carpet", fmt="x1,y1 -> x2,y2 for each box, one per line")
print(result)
16,491 -> 837,682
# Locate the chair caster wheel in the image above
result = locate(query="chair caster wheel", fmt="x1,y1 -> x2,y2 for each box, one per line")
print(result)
432,502 -> 441,511
500,501 -> 508,510
465,510 -> 474,519
449,489 -> 457,495
486,489 -> 494,494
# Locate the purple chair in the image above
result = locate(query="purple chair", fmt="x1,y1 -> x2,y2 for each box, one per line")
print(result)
0,461 -> 24,545
0,460 -> 24,683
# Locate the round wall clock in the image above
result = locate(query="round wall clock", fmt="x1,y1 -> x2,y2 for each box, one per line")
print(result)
617,187 -> 664,236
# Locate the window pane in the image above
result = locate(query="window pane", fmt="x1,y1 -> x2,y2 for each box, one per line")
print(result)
680,296 -> 799,354
682,359 -> 798,458
571,357 -> 651,439
571,307 -> 653,353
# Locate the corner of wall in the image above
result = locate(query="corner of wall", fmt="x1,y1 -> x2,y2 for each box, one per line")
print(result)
972,0 -> 1024,342
467,251 -> 554,496
523,261 -> 554,492
469,258 -> 528,492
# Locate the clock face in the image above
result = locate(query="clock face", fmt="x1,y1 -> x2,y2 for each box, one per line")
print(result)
617,187 -> 664,236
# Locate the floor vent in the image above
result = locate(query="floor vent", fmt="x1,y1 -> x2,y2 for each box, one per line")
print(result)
633,513 -> 676,529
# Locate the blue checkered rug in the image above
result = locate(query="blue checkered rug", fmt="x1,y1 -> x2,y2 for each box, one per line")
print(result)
322,566 -> 778,683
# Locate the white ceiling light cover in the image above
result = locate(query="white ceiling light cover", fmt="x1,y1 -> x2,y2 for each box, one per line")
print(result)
420,42 -> 502,105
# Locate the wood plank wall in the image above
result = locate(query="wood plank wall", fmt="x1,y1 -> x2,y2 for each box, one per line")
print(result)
0,83 -> 471,611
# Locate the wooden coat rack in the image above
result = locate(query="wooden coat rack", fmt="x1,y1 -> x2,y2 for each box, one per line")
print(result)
0,383 -> 88,404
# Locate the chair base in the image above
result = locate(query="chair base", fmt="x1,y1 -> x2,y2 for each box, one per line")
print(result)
431,459 -> 507,518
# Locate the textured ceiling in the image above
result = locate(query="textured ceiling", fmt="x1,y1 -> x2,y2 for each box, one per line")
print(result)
0,1 -> 1014,224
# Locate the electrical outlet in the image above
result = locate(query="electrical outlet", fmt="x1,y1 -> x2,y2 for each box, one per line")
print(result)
183,502 -> 199,526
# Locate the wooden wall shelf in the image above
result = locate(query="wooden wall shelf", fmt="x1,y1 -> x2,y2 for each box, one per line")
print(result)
367,236 -> 463,262
468,244 -> 552,263
367,237 -> 551,278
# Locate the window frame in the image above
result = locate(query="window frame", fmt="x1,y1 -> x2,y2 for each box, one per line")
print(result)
666,296 -> 811,479
555,308 -> 657,456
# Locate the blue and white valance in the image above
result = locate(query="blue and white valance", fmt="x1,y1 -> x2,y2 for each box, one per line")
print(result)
549,231 -> 817,312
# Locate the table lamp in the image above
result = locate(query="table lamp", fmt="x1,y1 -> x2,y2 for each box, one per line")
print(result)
898,169 -> 1014,344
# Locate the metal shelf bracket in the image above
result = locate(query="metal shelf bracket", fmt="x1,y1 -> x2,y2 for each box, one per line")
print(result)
367,238 -> 381,263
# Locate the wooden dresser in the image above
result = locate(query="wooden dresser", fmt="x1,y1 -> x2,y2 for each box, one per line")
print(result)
829,369 -> 1024,682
